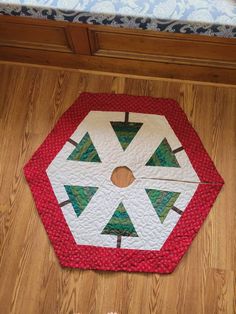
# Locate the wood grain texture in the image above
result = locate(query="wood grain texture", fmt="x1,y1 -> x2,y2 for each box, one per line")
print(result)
0,62 -> 235,314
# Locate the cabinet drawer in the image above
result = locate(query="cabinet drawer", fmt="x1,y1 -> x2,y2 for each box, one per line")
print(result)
0,21 -> 72,52
89,28 -> 236,63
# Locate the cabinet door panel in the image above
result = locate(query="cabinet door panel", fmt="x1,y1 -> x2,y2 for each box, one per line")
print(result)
0,21 -> 73,52
89,28 -> 236,63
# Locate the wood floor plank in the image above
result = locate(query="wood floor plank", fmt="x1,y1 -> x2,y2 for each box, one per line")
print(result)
0,63 -> 235,314
204,268 -> 235,314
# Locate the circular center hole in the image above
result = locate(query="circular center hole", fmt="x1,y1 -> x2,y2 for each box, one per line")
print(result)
111,166 -> 135,188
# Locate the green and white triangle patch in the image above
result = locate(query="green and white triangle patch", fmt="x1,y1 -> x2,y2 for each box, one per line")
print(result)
111,121 -> 143,151
102,202 -> 138,237
146,138 -> 180,167
146,189 -> 180,223
67,132 -> 101,162
64,185 -> 98,217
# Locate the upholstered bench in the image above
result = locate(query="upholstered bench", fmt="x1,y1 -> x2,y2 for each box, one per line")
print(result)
0,0 -> 236,84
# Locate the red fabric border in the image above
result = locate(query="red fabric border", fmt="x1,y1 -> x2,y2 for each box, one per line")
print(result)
24,93 -> 224,273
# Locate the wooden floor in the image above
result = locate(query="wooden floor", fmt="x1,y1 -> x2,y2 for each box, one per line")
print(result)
0,62 -> 235,314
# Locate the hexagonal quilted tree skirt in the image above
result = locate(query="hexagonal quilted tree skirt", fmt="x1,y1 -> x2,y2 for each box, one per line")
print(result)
24,93 -> 224,273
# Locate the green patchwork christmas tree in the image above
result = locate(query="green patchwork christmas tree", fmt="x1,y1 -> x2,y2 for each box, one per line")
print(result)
146,189 -> 180,223
110,121 -> 143,151
67,132 -> 101,162
146,138 -> 180,167
64,185 -> 98,217
102,202 -> 138,248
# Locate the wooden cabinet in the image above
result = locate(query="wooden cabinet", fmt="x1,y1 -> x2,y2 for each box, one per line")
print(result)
1,15 -> 236,85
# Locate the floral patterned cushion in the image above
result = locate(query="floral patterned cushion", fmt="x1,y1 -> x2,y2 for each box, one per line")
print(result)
0,0 -> 236,38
